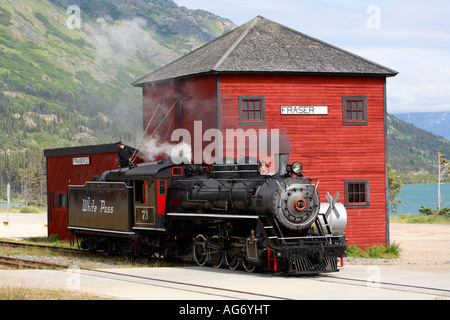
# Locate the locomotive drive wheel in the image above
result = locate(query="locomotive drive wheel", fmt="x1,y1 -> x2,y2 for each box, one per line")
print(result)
209,235 -> 223,268
224,251 -> 240,270
242,257 -> 256,273
193,234 -> 208,266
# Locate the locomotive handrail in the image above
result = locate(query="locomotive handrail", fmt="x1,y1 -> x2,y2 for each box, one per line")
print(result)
277,235 -> 344,241
131,101 -> 161,163
167,212 -> 260,220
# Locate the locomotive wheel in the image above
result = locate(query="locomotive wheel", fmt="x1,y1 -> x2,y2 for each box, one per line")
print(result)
242,257 -> 256,273
101,239 -> 112,256
224,252 -> 240,270
193,234 -> 208,266
85,238 -> 97,254
210,236 -> 223,268
140,243 -> 154,257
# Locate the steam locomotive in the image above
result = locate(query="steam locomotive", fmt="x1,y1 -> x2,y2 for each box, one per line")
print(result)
68,154 -> 347,274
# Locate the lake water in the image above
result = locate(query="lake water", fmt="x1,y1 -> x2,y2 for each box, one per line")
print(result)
392,184 -> 450,215
0,202 -> 22,209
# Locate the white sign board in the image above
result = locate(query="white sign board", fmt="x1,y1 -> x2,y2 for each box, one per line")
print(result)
281,106 -> 328,115
73,157 -> 90,166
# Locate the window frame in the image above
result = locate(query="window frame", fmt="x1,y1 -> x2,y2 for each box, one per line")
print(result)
345,179 -> 370,208
239,96 -> 266,126
342,96 -> 368,126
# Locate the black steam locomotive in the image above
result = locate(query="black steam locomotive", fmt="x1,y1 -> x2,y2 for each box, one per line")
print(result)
68,154 -> 347,274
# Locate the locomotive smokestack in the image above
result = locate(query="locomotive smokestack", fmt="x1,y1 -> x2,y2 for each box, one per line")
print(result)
275,153 -> 290,175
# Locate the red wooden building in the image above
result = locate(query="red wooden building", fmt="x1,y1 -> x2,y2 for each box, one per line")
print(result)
133,16 -> 398,248
44,143 -> 127,240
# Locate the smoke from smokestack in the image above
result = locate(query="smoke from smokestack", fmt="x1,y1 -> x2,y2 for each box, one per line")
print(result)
140,136 -> 192,164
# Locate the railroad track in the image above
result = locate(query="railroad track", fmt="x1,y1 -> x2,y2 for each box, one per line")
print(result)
0,240 -> 81,254
0,240 -> 90,270
316,273 -> 450,298
0,255 -> 67,270
0,258 -> 448,298
63,267 -> 450,299
1,240 -> 448,298
82,268 -> 292,300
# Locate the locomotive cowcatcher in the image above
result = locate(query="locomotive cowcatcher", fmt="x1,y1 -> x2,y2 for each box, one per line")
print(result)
68,153 -> 347,274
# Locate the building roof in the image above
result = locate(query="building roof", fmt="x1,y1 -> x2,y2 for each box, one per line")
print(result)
44,143 -> 124,158
133,16 -> 397,86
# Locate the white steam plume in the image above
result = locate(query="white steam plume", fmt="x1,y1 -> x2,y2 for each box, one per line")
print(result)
140,137 -> 192,164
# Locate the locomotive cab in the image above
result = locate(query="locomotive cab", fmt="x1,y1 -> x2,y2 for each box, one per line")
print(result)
130,178 -> 168,231
124,163 -> 172,232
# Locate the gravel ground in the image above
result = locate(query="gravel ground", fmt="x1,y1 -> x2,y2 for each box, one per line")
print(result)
0,222 -> 449,300
346,223 -> 450,274
2,222 -> 449,274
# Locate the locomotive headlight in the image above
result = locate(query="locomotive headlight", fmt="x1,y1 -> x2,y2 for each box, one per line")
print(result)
291,162 -> 303,174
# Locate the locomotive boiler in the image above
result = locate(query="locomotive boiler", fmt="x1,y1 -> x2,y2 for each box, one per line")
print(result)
67,154 -> 347,274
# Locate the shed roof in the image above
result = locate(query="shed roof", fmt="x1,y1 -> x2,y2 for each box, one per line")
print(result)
133,16 -> 397,86
44,143 -> 128,158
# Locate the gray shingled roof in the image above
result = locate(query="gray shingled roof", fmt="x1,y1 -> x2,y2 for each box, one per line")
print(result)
133,16 -> 397,86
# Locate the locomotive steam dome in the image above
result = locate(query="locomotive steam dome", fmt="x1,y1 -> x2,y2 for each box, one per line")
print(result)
273,177 -> 320,231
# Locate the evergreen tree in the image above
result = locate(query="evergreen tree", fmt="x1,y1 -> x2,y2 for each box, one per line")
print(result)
388,164 -> 402,213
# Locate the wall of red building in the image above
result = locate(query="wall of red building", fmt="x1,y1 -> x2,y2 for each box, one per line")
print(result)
142,74 -> 388,248
46,153 -> 119,240
142,76 -> 218,162
219,74 -> 388,248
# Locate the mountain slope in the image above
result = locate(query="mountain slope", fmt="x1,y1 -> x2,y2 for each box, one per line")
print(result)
387,114 -> 450,183
0,0 -> 235,199
1,0 -> 448,202
0,0 -> 235,152
394,112 -> 450,140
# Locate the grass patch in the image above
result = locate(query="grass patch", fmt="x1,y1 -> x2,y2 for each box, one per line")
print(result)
19,206 -> 41,213
25,234 -> 73,248
0,237 -> 191,269
390,214 -> 450,225
0,286 -> 110,300
347,242 -> 401,259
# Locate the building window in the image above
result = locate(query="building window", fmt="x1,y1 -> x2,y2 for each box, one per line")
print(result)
343,96 -> 367,125
345,179 -> 370,208
56,194 -> 67,208
239,96 -> 266,125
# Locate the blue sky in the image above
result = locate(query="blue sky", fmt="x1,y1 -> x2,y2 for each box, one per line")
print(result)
175,0 -> 450,114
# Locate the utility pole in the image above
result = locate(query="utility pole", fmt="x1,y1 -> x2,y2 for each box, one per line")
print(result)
4,183 -> 10,226
438,150 -> 449,213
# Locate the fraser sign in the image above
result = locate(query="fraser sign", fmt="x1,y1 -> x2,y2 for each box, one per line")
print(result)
281,106 -> 328,115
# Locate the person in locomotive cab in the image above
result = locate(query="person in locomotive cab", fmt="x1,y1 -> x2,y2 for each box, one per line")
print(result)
116,141 -> 134,168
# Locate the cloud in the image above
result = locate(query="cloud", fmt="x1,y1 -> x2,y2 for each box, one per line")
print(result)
175,0 -> 450,113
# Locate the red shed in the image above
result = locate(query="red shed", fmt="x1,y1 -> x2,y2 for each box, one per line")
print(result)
133,16 -> 397,248
44,143 -> 131,240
